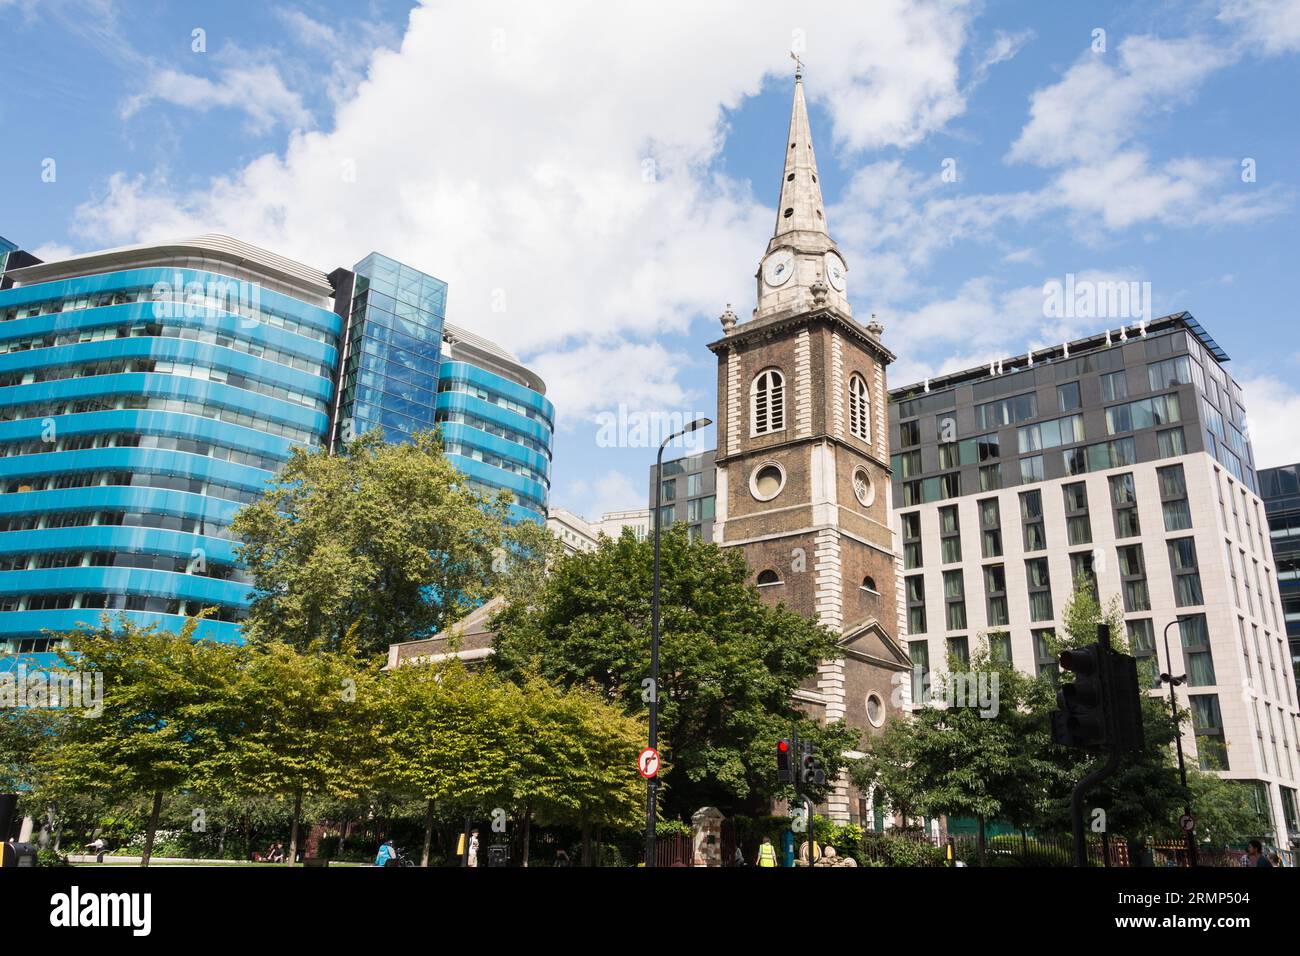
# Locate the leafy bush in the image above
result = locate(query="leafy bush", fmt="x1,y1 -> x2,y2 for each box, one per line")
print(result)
861,831 -> 947,867
37,848 -> 71,867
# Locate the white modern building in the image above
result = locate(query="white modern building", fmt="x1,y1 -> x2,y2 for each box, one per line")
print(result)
889,314 -> 1300,849
546,506 -> 650,555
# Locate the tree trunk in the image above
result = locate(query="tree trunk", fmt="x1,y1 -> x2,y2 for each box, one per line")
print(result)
595,823 -> 603,867
521,806 -> 532,868
421,799 -> 436,868
141,790 -> 164,868
580,809 -> 592,867
286,788 -> 303,866
976,815 -> 987,868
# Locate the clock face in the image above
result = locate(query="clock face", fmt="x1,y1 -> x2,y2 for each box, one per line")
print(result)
763,249 -> 795,288
824,252 -> 847,292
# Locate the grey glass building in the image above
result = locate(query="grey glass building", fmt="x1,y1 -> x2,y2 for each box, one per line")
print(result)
648,448 -> 717,543
1260,463 -> 1300,682
889,311 -> 1300,848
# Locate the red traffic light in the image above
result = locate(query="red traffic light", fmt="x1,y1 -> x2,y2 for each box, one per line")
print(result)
778,739 -> 790,753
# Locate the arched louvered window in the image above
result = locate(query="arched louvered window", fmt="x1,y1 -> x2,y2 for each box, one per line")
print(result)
751,368 -> 786,436
848,373 -> 871,442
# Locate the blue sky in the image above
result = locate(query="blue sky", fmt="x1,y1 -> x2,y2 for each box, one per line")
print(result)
2,0 -> 1298,520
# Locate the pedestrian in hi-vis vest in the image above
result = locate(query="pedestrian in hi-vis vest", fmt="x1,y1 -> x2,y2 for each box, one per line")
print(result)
757,836 -> 778,867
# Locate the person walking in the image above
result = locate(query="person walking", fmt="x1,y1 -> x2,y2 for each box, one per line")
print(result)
1246,840 -> 1273,867
466,829 -> 480,868
756,836 -> 778,868
374,839 -> 395,868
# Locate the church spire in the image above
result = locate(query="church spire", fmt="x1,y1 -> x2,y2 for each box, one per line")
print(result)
753,60 -> 850,323
773,59 -> 829,242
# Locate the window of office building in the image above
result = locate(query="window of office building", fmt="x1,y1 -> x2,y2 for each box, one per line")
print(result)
1034,628 -> 1058,682
979,498 -> 1003,558
1100,370 -> 1128,401
687,473 -> 702,497
660,478 -> 676,501
1178,614 -> 1217,686
1157,427 -> 1186,458
1118,544 -> 1151,612
1026,557 -> 1054,621
1127,619 -> 1162,688
944,570 -> 967,631
1063,481 -> 1092,546
1109,473 -> 1140,538
1070,551 -> 1099,601
899,419 -> 920,447
1020,489 -> 1046,552
1148,355 -> 1204,393
939,505 -> 962,564
1019,414 -> 1084,453
987,630 -> 1012,664
975,392 -> 1037,429
902,512 -> 922,570
984,564 -> 1009,627
1191,695 -> 1229,770
1168,537 -> 1204,607
947,635 -> 970,667
906,575 -> 927,635
979,463 -> 1002,491
1020,455 -> 1044,483
1058,381 -> 1082,412
1106,394 -> 1182,435
1158,464 -> 1192,532
909,640 -> 929,704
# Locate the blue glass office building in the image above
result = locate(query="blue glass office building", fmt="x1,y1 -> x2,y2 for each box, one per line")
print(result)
0,236 -> 551,667
331,252 -> 553,524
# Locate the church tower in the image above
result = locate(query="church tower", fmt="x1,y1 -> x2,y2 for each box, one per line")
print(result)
708,63 -> 910,822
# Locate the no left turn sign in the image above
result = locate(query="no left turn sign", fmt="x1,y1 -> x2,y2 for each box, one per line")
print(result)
638,747 -> 660,779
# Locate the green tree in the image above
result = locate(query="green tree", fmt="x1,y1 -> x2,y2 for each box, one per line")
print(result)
506,675 -> 646,865
491,524 -> 854,817
232,429 -> 513,655
377,659 -> 519,866
37,615 -> 245,866
212,638 -> 380,864
854,640 -> 1058,863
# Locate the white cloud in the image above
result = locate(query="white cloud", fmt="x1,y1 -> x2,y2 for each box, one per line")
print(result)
1219,0 -> 1300,55
120,60 -> 312,134
528,341 -> 704,425
71,0 -> 989,414
1240,373 -> 1300,468
558,469 -> 644,519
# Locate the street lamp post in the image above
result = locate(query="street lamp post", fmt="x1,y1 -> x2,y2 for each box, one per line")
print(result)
1159,618 -> 1199,867
645,417 -> 711,868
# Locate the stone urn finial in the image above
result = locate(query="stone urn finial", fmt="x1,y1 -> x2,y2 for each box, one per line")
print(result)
719,303 -> 738,334
866,312 -> 884,337
810,278 -> 829,307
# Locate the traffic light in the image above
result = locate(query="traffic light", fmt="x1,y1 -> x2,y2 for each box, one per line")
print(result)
1105,652 -> 1146,753
1051,644 -> 1107,748
1051,630 -> 1146,753
777,738 -> 793,785
800,751 -> 825,788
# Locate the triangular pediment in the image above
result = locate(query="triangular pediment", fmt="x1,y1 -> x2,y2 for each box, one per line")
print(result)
838,616 -> 911,671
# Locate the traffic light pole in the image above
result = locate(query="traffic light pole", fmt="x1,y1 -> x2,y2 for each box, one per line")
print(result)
1161,619 -> 1199,867
1068,625 -> 1123,868
1070,744 -> 1121,867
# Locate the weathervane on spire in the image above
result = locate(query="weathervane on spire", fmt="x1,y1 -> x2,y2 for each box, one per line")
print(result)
790,50 -> 804,80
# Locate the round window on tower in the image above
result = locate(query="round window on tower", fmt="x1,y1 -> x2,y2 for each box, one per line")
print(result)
866,693 -> 885,727
852,466 -> 875,507
749,460 -> 786,502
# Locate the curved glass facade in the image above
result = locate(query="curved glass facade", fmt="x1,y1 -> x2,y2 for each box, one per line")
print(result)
0,252 -> 340,665
0,237 -> 553,668
437,360 -> 553,523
